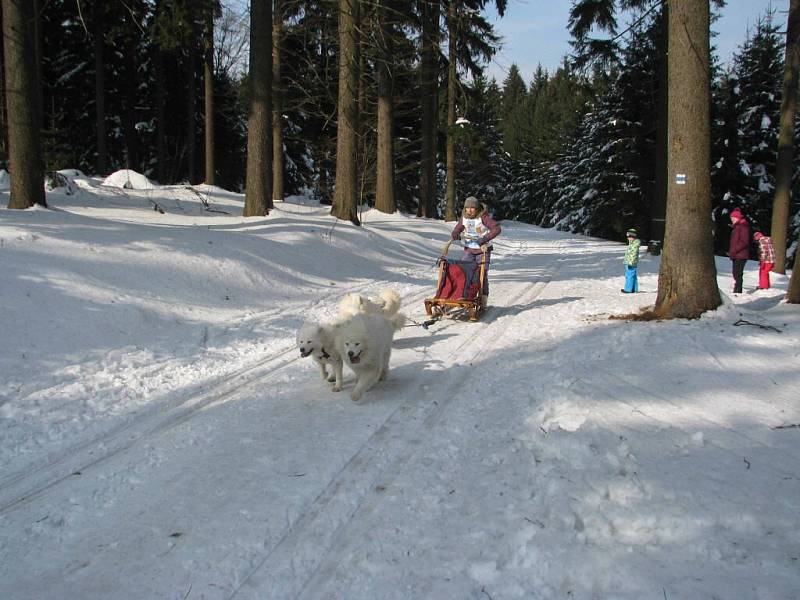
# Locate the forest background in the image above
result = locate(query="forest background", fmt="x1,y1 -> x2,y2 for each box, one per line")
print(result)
0,0 -> 798,264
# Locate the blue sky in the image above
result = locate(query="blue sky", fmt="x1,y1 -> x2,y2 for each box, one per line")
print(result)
484,0 -> 783,83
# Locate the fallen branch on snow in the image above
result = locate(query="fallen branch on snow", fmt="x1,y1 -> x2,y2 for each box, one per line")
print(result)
733,319 -> 782,333
772,423 -> 800,430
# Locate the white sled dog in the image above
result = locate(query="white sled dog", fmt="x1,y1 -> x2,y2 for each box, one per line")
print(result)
339,288 -> 406,330
296,321 -> 344,392
337,312 -> 405,402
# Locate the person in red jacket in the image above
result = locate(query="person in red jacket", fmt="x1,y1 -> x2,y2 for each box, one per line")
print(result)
728,208 -> 750,294
754,231 -> 775,289
450,196 -> 501,304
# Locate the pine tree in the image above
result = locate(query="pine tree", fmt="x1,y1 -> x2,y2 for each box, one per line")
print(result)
417,0 -> 439,218
499,64 -> 527,161
374,0 -> 398,214
513,17 -> 656,242
772,0 -> 800,277
330,0 -> 360,225
203,2 -> 220,185
655,0 -> 721,319
444,0 -> 504,220
454,74 -> 510,217
272,0 -> 285,202
243,0 -> 272,216
2,0 -> 46,208
723,13 -> 784,232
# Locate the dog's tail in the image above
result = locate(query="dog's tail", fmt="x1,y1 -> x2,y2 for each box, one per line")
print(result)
389,311 -> 406,331
338,292 -> 362,319
378,288 -> 401,315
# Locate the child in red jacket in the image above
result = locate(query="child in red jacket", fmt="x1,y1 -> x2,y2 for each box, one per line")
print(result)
754,232 -> 775,289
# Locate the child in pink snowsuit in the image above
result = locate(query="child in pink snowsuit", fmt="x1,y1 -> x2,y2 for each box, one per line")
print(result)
754,232 -> 775,289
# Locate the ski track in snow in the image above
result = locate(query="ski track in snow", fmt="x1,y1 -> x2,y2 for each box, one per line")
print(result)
230,243 -> 558,599
0,282 -> 435,515
3,189 -> 799,600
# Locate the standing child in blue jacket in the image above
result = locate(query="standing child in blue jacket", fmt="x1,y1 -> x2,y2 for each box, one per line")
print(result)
622,228 -> 641,293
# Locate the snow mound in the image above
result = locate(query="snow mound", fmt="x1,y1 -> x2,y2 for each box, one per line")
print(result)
102,169 -> 155,190
0,169 -> 9,190
58,168 -> 86,179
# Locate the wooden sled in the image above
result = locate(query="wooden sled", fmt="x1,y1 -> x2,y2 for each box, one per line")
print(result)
424,239 -> 488,322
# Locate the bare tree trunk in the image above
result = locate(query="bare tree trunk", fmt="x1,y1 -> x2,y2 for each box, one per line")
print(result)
650,4 -> 668,243
788,261 -> 800,302
244,0 -> 272,216
357,0 -> 367,207
374,0 -> 395,214
655,0 -> 720,318
444,0 -> 457,221
203,8 -> 215,185
0,2 -> 7,163
331,0 -> 360,225
153,0 -> 167,183
418,0 -> 439,218
122,30 -> 140,171
771,0 -> 800,275
186,25 -> 197,183
2,0 -> 46,208
272,0 -> 285,203
155,52 -> 166,182
33,0 -> 43,139
94,1 -> 107,175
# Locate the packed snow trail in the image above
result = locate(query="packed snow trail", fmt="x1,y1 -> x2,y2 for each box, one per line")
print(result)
2,188 -> 799,600
230,281 -> 556,598
0,280 -> 428,514
1,223 -> 562,600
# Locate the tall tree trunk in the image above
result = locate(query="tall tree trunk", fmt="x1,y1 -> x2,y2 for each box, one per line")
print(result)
2,0 -> 46,208
155,46 -> 166,182
94,1 -> 107,175
650,4 -> 668,243
203,8 -> 215,185
331,0 -> 360,225
243,0 -> 272,216
418,0 -> 439,218
789,259 -> 800,302
771,0 -> 800,275
444,0 -> 457,221
154,0 -> 166,183
0,2 -> 7,163
272,0 -> 284,203
122,31 -> 140,171
33,0 -> 44,141
357,0 -> 367,208
655,0 -> 720,318
374,0 -> 395,214
186,27 -> 197,184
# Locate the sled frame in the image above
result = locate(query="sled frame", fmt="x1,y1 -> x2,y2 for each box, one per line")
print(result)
423,239 -> 488,322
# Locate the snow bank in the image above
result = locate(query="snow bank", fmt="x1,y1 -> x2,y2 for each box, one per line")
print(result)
102,169 -> 155,190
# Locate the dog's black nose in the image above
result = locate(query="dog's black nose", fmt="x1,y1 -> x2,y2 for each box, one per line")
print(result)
348,351 -> 355,358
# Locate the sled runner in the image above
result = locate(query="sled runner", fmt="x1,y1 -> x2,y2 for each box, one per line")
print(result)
424,239 -> 488,322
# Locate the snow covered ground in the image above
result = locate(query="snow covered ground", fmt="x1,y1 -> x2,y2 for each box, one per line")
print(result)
1,174 -> 798,600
